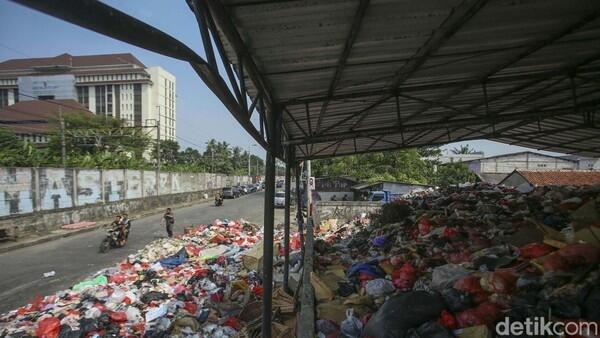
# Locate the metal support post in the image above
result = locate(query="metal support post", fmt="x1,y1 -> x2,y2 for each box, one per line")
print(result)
261,150 -> 276,338
295,164 -> 304,252
59,106 -> 66,168
283,158 -> 291,293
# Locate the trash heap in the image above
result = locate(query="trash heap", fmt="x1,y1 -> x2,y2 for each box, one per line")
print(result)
0,219 -> 295,338
310,183 -> 600,338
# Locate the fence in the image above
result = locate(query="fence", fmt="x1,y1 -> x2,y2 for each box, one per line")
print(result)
0,167 -> 252,217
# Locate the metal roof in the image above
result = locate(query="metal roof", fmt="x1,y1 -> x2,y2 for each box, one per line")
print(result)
12,0 -> 600,162
212,0 -> 600,159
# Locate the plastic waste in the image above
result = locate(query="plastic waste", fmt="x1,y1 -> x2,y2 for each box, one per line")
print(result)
145,304 -> 168,322
363,291 -> 446,338
72,275 -> 107,291
431,264 -> 470,290
340,308 -> 363,338
36,317 -> 61,338
365,278 -> 395,297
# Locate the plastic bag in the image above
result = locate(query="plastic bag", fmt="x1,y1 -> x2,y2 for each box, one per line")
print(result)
126,306 -> 142,322
519,243 -> 554,259
441,288 -> 473,313
438,310 -> 458,330
431,264 -> 470,291
453,275 -> 488,304
340,309 -> 363,338
365,279 -> 395,297
455,302 -> 500,328
480,270 -> 517,294
363,291 -> 446,338
392,262 -> 416,290
36,317 -> 61,338
72,275 -> 107,291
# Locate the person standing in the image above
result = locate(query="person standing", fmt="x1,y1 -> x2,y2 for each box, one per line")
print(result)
162,208 -> 175,238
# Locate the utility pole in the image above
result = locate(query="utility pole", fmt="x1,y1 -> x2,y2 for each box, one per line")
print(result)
248,151 -> 251,177
211,149 -> 215,173
156,106 -> 161,196
59,105 -> 66,168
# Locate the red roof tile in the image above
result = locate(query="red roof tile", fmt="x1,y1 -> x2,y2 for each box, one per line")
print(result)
518,170 -> 600,186
0,100 -> 92,134
0,53 -> 146,71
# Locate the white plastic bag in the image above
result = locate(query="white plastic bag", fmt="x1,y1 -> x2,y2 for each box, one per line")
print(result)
365,278 -> 395,297
340,308 -> 363,338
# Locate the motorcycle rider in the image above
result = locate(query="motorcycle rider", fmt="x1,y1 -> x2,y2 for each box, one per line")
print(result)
109,215 -> 127,246
121,213 -> 132,239
215,192 -> 223,206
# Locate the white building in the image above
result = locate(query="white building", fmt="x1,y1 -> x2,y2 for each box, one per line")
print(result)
0,53 -> 175,141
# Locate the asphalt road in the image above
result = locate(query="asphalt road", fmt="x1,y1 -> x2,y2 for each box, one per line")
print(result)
0,191 -> 284,314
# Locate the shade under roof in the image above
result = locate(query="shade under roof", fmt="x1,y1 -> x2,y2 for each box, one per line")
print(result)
213,0 -> 600,159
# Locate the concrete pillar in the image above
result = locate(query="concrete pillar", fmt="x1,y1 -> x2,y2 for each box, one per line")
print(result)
100,169 -> 106,203
33,167 -> 41,212
283,158 -> 291,293
72,169 -> 79,207
123,169 -> 128,200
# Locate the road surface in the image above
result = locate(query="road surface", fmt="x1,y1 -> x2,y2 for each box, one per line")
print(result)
0,192 -> 284,314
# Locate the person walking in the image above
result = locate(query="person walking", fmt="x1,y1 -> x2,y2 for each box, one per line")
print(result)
162,208 -> 175,238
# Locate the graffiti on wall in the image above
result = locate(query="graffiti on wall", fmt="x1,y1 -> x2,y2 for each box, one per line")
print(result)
159,172 -> 170,195
40,168 -> 73,210
77,170 -> 102,205
126,170 -> 142,199
0,168 -> 34,216
104,170 -> 125,202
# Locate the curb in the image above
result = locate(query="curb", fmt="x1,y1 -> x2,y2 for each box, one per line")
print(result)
0,198 -> 213,254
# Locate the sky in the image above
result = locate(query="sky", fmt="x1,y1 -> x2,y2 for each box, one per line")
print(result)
0,0 -> 561,159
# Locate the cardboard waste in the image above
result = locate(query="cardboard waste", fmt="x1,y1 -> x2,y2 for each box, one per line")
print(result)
0,218 -> 296,338
310,183 -> 600,338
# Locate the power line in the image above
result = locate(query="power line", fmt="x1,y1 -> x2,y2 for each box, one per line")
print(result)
0,43 -> 31,58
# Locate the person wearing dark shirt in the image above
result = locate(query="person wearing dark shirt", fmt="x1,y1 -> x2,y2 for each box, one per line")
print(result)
162,208 -> 175,238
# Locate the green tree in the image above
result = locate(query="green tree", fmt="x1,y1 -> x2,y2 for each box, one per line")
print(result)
433,162 -> 478,186
153,140 -> 180,166
0,128 -> 46,167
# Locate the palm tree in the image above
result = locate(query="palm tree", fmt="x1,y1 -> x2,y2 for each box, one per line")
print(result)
451,144 -> 476,154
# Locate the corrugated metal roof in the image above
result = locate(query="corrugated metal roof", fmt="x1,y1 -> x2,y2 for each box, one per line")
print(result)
214,0 -> 600,159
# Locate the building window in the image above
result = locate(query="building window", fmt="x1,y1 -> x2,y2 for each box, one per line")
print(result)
95,85 -> 106,114
537,164 -> 547,168
107,85 -> 113,114
134,83 -> 142,126
0,89 -> 9,108
13,89 -> 19,103
77,86 -> 89,108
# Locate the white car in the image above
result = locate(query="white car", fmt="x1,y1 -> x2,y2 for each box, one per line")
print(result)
274,191 -> 285,207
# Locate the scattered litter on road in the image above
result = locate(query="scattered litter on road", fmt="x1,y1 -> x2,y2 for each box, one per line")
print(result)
0,218 -> 296,337
42,271 -> 56,278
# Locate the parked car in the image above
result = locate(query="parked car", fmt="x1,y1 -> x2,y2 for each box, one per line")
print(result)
222,187 -> 235,199
249,184 -> 257,193
276,180 -> 284,188
274,191 -> 285,207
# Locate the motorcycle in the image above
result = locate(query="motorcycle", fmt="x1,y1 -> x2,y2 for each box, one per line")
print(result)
99,226 -> 127,253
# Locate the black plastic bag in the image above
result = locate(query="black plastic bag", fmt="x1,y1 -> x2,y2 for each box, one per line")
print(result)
141,291 -> 169,303
406,321 -> 454,338
441,288 -> 473,313
363,291 -> 446,338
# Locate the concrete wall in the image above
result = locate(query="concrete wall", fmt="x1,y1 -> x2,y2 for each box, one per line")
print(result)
315,201 -> 381,226
0,167 -> 251,217
478,153 -> 577,173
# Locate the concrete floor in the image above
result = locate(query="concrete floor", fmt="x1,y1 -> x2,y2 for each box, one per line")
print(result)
0,191 -> 284,314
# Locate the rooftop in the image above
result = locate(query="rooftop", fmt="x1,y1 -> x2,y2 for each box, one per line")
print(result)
506,170 -> 600,186
0,100 -> 92,134
0,53 -> 146,72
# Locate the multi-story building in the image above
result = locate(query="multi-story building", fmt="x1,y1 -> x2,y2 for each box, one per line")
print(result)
0,53 -> 175,141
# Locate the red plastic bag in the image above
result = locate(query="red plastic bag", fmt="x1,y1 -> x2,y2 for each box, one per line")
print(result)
443,227 -> 458,238
210,233 -> 227,244
109,274 -> 126,284
456,302 -> 500,328
185,245 -> 201,257
223,317 -> 242,330
520,243 -> 554,259
36,317 -> 61,338
417,217 -> 431,236
110,311 -> 128,322
184,302 -> 198,314
439,310 -> 458,330
454,275 -> 488,304
480,271 -> 518,294
392,263 -> 416,290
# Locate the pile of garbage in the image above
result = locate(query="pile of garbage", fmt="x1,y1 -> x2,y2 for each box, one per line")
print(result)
0,219 -> 295,338
310,183 -> 600,337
